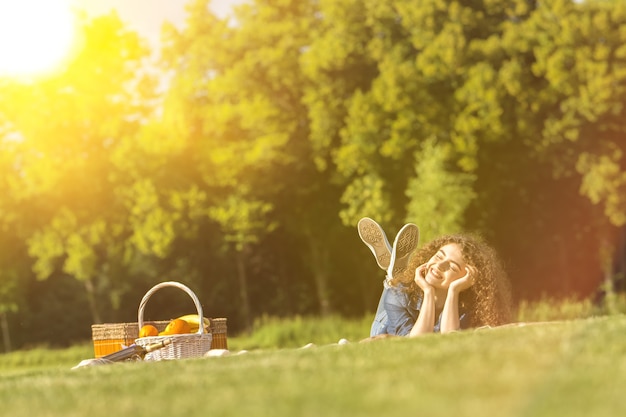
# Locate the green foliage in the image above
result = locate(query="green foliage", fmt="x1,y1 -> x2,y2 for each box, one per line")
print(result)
161,0 -> 322,249
339,174 -> 393,227
577,147 -> 626,226
0,276 -> 18,314
0,11 -> 157,323
406,138 -> 477,244
27,209 -> 107,281
208,193 -> 276,251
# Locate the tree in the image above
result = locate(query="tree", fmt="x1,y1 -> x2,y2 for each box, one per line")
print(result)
304,0 -> 626,298
0,11 -> 157,323
160,0 -> 349,319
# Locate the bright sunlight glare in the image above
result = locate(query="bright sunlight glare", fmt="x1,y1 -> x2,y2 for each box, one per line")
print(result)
0,0 -> 76,78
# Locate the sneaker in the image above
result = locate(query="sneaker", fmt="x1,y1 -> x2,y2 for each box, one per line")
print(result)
387,223 -> 419,283
357,217 -> 392,270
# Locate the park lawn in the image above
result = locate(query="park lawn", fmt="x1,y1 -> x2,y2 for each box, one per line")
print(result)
1,314 -> 625,417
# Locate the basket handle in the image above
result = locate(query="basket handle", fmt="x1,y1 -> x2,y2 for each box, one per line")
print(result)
138,281 -> 205,335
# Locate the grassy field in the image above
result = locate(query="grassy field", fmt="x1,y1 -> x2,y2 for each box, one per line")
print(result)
1,314 -> 625,417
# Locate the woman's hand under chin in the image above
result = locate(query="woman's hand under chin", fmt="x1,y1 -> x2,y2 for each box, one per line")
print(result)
448,265 -> 477,294
414,263 -> 434,293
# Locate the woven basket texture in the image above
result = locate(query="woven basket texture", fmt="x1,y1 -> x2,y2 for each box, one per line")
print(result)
91,318 -> 228,357
135,281 -> 212,360
135,333 -> 213,361
91,281 -> 228,358
209,318 -> 228,350
92,321 -> 168,358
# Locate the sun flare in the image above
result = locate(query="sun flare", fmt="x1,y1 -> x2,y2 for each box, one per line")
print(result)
0,0 -> 76,78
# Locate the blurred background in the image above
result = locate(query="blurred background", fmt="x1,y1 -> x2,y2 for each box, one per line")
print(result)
1,0 -> 626,351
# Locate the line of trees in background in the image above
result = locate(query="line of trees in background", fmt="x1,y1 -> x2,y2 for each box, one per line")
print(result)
1,0 -> 626,350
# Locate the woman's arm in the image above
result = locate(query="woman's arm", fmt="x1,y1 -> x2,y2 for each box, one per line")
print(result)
440,266 -> 476,334
409,265 -> 436,337
439,289 -> 461,333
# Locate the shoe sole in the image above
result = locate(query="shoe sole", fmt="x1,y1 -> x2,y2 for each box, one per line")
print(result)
389,223 -> 420,281
357,217 -> 392,270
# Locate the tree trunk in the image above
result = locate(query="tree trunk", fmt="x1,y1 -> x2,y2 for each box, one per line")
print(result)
236,250 -> 252,331
309,239 -> 332,316
0,312 -> 11,353
84,278 -> 102,324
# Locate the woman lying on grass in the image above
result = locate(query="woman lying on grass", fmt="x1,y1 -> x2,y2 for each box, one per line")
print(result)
358,218 -> 513,337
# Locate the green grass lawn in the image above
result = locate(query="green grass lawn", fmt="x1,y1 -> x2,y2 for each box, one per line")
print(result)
1,314 -> 625,417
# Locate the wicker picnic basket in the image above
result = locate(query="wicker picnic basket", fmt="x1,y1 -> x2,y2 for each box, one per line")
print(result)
134,281 -> 212,361
91,317 -> 229,358
210,317 -> 228,350
91,320 -> 169,358
91,286 -> 229,358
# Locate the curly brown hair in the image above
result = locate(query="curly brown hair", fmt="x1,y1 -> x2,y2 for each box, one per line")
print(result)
408,233 -> 513,328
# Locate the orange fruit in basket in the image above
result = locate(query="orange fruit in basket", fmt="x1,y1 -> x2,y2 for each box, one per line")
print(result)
161,318 -> 191,335
139,324 -> 159,338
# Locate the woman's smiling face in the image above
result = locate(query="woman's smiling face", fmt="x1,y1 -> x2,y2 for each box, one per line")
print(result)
423,243 -> 467,289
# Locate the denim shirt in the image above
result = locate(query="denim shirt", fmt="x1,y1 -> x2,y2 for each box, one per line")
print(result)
370,280 -> 469,337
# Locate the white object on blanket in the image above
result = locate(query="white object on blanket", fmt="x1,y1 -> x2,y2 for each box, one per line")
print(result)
71,358 -> 113,369
204,349 -> 231,357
